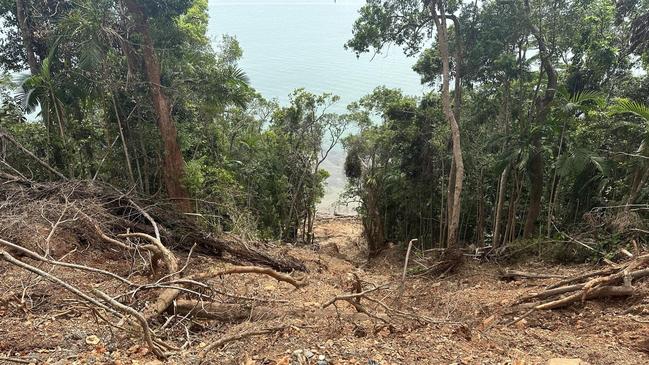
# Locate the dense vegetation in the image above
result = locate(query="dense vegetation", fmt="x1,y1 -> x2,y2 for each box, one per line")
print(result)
0,0 -> 346,243
1,0 -> 648,261
343,0 -> 649,258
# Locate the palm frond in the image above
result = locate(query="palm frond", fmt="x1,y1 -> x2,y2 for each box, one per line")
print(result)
609,98 -> 649,122
224,65 -> 250,85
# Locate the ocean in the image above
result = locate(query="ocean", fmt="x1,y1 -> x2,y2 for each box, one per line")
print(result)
207,0 -> 427,213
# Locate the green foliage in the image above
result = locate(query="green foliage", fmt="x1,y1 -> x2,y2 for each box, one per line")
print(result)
342,0 -> 649,256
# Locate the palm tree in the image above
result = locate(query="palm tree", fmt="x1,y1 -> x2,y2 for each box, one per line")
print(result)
17,49 -> 74,175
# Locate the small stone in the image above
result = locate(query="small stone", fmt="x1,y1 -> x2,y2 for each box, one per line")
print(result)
305,350 -> 314,358
515,319 -> 528,329
318,354 -> 326,361
546,359 -> 585,365
85,335 -> 101,345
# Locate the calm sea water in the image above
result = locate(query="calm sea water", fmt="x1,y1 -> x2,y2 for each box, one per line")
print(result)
207,0 -> 426,212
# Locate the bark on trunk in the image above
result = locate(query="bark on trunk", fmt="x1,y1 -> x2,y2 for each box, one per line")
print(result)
365,187 -> 386,257
124,0 -> 191,213
493,163 -> 511,247
430,1 -> 464,248
522,0 -> 557,237
15,0 -> 39,74
111,93 -> 136,187
476,169 -> 485,246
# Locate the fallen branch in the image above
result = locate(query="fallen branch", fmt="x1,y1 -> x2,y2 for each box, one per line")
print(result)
93,289 -> 166,359
193,266 -> 308,289
0,128 -> 67,180
199,326 -> 289,360
321,284 -> 389,308
500,269 -> 565,281
518,268 -> 649,304
535,285 -> 635,310
546,266 -> 620,289
0,356 -> 36,364
0,249 -> 118,316
0,238 -> 134,286
172,300 -> 274,322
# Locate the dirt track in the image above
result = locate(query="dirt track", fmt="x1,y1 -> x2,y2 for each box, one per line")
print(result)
1,217 -> 648,364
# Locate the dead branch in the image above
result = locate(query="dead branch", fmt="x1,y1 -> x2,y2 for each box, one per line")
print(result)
0,238 -> 134,286
535,285 -> 635,310
198,325 -> 289,360
0,356 -> 36,364
402,239 -> 417,282
0,128 -> 67,180
321,284 -> 389,308
172,300 -> 275,322
517,267 -> 649,304
193,265 -> 308,289
322,283 -> 391,324
93,289 -> 166,359
546,266 -> 620,289
0,249 -> 118,316
500,270 -> 566,281
118,231 -> 181,322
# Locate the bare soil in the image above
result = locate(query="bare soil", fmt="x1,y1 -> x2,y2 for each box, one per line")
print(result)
1,217 -> 648,365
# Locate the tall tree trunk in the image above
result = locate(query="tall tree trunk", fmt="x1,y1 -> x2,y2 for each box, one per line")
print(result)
546,119 -> 567,236
439,158 -> 446,246
124,0 -> 191,212
626,166 -> 649,209
522,0 -> 557,237
493,163 -> 511,247
476,168 -> 485,246
14,0 -> 39,74
365,187 -> 385,257
524,139 -> 544,237
492,80 -> 511,248
430,1 -> 464,248
111,93 -> 136,187
446,156 -> 456,244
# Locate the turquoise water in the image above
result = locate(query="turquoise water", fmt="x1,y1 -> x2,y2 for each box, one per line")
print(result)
207,0 -> 426,211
